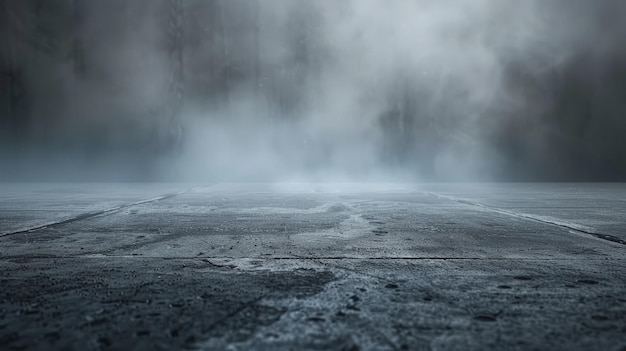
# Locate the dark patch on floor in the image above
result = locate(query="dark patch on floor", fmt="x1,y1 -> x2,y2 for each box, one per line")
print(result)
0,259 -> 336,350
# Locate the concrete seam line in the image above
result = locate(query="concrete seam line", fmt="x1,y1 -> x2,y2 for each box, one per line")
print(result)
0,185 -> 208,238
423,192 -> 626,246
1,256 -> 623,261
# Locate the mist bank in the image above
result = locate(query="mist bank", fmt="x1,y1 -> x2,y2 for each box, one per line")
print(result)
1,0 -> 625,182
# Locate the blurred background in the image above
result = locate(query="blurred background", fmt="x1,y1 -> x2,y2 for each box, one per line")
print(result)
1,0 -> 625,182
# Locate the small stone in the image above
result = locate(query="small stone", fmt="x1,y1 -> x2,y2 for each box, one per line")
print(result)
474,315 -> 497,322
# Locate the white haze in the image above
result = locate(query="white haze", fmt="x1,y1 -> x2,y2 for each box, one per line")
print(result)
2,0 -> 623,182
170,0 -> 594,182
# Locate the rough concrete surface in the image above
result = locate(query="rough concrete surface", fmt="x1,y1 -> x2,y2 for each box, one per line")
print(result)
0,183 -> 625,351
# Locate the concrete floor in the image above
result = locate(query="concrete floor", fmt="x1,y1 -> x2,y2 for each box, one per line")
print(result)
0,183 -> 625,350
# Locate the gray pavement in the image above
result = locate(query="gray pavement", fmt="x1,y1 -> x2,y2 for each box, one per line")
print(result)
0,183 -> 625,350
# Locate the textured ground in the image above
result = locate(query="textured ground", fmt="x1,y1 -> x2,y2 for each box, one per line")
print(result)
0,183 -> 625,351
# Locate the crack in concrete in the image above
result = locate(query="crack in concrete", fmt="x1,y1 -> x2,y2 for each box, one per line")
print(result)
0,188 -> 198,238
199,295 -> 268,336
307,258 -> 398,282
424,192 -> 626,246
0,256 -> 622,261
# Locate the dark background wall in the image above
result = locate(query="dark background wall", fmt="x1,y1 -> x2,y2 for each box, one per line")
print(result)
1,0 -> 625,181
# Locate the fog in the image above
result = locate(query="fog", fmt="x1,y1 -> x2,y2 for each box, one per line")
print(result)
1,0 -> 626,182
